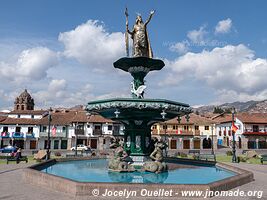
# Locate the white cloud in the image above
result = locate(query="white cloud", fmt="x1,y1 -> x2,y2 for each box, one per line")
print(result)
215,18 -> 232,34
0,47 -> 58,83
58,20 -> 125,71
187,25 -> 207,43
162,44 -> 267,102
169,41 -> 189,54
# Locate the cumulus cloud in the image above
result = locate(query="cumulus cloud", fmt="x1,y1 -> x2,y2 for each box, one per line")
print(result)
33,79 -> 96,107
169,41 -> 189,55
215,18 -> 232,34
187,25 -> 207,44
162,44 -> 267,102
0,47 -> 58,82
58,20 -> 125,71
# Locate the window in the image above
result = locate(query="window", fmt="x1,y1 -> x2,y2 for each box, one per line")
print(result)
28,127 -> 33,133
54,140 -> 59,149
21,105 -> 24,110
195,126 -> 199,130
219,130 -> 222,136
15,127 -> 21,132
152,125 -> 157,130
108,125 -> 112,131
163,125 -> 167,130
184,126 -> 189,130
16,105 -> 19,110
17,115 -> 20,118
31,115 -> 34,119
253,125 -> 259,132
205,126 -> 209,130
62,126 -> 66,132
87,125 -> 90,128
173,125 -> 178,130
61,140 -> 68,149
42,126 -> 47,132
3,126 -> 8,132
95,125 -> 101,130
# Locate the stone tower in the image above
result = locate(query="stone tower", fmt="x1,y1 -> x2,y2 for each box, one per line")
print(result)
14,89 -> 35,111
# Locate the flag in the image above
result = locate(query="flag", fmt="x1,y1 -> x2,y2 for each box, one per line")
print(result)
52,126 -> 57,136
231,123 -> 238,133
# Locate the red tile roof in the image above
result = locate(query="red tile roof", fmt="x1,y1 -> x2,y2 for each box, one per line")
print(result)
9,110 -> 47,115
213,113 -> 267,124
163,113 -> 215,125
0,117 -> 40,125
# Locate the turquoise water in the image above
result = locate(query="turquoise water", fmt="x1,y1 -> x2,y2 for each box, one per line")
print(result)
41,159 -> 236,184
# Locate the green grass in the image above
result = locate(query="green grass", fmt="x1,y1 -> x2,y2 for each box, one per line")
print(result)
176,154 -> 263,165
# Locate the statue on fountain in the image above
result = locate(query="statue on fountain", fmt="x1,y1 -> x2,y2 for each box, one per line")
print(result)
125,8 -> 155,58
108,137 -> 135,172
143,138 -> 168,173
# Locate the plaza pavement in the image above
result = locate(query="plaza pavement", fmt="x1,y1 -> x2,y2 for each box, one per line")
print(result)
0,161 -> 266,200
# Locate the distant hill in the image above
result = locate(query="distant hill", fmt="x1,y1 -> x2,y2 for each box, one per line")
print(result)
195,99 -> 267,114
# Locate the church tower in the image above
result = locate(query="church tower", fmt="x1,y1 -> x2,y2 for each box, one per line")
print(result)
14,89 -> 35,111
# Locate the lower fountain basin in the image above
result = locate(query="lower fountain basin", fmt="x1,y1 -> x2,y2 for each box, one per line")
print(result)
23,157 -> 254,197
39,159 -> 235,184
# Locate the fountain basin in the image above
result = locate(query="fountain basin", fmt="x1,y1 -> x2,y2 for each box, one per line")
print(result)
23,157 -> 254,197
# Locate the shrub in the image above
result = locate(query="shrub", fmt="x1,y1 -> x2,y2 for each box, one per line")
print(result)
180,152 -> 188,158
226,151 -> 233,156
54,152 -> 61,157
237,156 -> 248,163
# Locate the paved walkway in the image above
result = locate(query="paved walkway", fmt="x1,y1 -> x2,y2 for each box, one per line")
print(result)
0,162 -> 266,200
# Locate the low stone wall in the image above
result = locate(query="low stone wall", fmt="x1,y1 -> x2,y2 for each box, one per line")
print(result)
23,157 -> 254,198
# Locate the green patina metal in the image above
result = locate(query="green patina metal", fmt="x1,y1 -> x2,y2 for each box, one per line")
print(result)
86,19 -> 192,157
114,57 -> 164,97
86,98 -> 192,155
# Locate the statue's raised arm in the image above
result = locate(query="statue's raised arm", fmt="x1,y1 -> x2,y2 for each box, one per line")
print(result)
145,10 -> 155,26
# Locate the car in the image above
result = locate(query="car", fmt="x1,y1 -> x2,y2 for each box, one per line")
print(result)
70,144 -> 90,152
1,145 -> 17,153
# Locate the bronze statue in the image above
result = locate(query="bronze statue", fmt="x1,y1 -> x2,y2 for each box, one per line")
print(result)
143,139 -> 168,173
125,8 -> 155,58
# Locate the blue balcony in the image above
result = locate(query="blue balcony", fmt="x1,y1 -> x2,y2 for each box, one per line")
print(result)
26,132 -> 35,138
12,132 -> 24,138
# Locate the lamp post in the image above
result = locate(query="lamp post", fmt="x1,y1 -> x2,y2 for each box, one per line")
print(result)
211,124 -> 214,155
75,122 -> 78,157
46,107 -> 52,161
232,108 -> 237,163
164,123 -> 168,157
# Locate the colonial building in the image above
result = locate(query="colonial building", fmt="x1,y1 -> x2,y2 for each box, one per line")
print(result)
213,113 -> 267,149
152,113 -> 217,151
0,90 -> 124,150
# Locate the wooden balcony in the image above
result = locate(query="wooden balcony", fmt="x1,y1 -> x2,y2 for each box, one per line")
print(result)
93,130 -> 102,135
75,129 -> 85,135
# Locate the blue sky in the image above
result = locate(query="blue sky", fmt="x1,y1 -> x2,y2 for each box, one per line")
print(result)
1,0 -> 267,110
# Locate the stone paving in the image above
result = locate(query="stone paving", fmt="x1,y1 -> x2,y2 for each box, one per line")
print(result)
0,162 -> 266,200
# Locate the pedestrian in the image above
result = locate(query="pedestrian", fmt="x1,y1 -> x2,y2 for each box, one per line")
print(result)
16,148 -> 22,164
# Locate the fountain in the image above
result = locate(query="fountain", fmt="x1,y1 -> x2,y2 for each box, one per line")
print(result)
23,9 -> 254,198
85,9 -> 191,172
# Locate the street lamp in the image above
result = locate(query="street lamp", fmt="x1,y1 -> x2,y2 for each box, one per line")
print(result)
46,107 -> 52,161
74,122 -> 78,157
232,107 -> 237,163
211,124 -> 214,155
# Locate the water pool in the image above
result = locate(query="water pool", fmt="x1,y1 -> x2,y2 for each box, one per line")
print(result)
41,159 -> 236,184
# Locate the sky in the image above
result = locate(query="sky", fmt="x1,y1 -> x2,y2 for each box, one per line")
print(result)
1,0 -> 267,110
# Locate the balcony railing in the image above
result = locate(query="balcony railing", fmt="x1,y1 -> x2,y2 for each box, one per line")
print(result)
93,130 -> 102,135
39,131 -> 67,137
75,129 -> 85,135
158,130 -> 194,135
12,132 -> 24,138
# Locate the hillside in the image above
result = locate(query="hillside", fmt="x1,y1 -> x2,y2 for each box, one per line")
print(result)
195,99 -> 267,114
